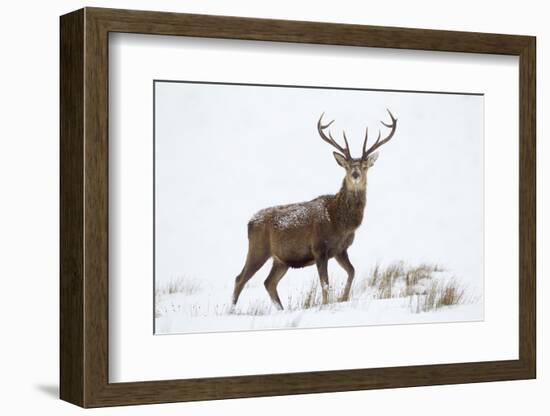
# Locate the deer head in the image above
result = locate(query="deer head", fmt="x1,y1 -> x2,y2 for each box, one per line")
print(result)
317,109 -> 397,190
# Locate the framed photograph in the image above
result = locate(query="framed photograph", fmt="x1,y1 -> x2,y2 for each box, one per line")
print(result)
60,7 -> 536,407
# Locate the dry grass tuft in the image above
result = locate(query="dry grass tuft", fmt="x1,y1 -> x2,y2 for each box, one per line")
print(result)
353,262 -> 466,313
155,277 -> 203,318
237,300 -> 273,316
156,277 -> 202,296
411,278 -> 466,313
288,279 -> 322,311
363,262 -> 404,299
435,279 -> 466,308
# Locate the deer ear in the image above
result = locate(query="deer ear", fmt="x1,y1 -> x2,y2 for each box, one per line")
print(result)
365,152 -> 379,168
333,152 -> 348,168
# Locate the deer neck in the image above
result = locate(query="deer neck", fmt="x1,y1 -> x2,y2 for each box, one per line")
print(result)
333,180 -> 366,230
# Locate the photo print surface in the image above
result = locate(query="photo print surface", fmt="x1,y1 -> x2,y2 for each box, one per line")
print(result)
154,80 -> 484,335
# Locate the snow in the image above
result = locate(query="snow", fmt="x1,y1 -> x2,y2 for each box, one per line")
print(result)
155,270 -> 482,335
249,197 -> 330,229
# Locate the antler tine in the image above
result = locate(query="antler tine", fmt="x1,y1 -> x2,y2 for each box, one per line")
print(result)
317,113 -> 352,159
318,112 -> 335,129
342,131 -> 351,156
380,108 -> 397,128
361,127 -> 368,157
362,108 -> 398,159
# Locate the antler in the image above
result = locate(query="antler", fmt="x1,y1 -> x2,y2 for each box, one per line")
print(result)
362,109 -> 398,160
317,113 -> 352,160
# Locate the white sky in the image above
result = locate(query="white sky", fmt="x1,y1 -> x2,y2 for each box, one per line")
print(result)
154,81 -> 484,293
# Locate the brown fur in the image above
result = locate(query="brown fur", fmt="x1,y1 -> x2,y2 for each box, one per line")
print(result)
232,166 -> 370,310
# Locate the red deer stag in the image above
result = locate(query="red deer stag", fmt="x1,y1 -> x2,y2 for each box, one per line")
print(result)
232,110 -> 398,310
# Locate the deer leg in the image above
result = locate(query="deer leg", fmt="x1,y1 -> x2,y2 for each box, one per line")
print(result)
315,256 -> 330,305
232,252 -> 269,306
264,260 -> 289,311
335,251 -> 355,302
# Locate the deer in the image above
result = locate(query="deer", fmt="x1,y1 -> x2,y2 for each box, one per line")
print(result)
231,110 -> 398,310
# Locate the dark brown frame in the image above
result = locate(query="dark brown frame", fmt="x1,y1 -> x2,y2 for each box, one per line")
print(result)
60,7 -> 536,408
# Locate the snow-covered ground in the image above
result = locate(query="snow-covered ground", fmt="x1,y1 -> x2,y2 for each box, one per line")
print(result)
153,83 -> 485,336
155,264 -> 483,335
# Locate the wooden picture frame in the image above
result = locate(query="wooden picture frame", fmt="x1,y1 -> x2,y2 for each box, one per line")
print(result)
60,7 -> 536,408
